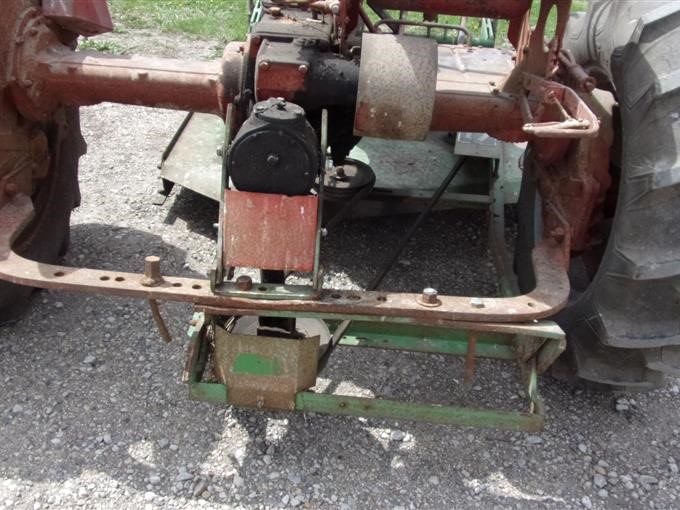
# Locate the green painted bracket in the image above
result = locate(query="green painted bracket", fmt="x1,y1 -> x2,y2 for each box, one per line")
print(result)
185,312 -> 563,431
295,392 -> 543,432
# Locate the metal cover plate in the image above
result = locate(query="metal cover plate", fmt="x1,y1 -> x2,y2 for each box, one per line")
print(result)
354,33 -> 437,141
213,326 -> 319,410
223,190 -> 318,272
160,113 -> 224,201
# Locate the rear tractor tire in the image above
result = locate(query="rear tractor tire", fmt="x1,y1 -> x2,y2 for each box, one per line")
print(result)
516,1 -> 680,389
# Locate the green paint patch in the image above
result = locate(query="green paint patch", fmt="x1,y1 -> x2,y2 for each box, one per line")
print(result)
233,353 -> 283,376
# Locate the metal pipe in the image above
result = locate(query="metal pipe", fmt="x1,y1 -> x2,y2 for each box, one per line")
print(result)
34,49 -> 226,114
430,90 -> 526,141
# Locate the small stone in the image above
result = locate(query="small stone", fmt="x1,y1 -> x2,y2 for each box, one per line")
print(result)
175,472 -> 193,482
428,475 -> 439,485
262,455 -> 272,465
639,475 -> 659,485
268,471 -> 280,480
11,404 -> 23,414
581,496 -> 593,509
287,473 -> 301,485
50,438 -> 62,446
192,479 -> 208,497
169,444 -> 178,451
594,474 -> 607,489
77,487 -> 88,498
158,438 -> 169,449
670,463 -> 678,474
143,491 -> 155,502
232,473 -> 244,487
290,495 -> 303,507
149,475 -> 161,485
83,355 -> 96,365
390,430 -> 406,442
597,489 -> 609,498
55,301 -> 64,308
578,444 -> 588,454
616,403 -> 630,412
526,435 -> 543,445
102,433 -> 112,444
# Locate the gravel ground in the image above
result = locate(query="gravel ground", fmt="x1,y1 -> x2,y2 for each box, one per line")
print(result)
2,30 -> 680,510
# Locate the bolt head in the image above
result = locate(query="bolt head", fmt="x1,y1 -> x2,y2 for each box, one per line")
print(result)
259,60 -> 269,70
235,275 -> 253,291
470,297 -> 485,309
419,287 -> 441,306
298,64 -> 309,75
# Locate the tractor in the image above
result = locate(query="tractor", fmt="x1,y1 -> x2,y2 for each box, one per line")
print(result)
1,0 -> 679,431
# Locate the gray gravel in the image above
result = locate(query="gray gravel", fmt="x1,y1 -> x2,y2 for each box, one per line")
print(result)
2,30 -> 680,510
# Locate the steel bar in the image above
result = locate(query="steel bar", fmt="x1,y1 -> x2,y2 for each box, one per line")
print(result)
148,299 -> 172,343
339,331 -> 515,359
0,194 -> 569,323
295,392 -> 543,432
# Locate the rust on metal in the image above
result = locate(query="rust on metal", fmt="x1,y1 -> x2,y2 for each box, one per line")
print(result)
213,326 -> 318,410
531,88 -> 615,251
223,190 -> 319,273
0,194 -> 569,324
42,0 -> 114,36
8,8 -> 243,121
558,48 -> 597,93
148,299 -> 172,343
141,255 -> 163,287
430,45 -> 526,141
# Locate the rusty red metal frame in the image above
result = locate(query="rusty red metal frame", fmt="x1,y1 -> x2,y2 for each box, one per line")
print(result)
0,194 -> 569,324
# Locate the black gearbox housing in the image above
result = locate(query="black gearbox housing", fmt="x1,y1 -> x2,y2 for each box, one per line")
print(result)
227,98 -> 322,196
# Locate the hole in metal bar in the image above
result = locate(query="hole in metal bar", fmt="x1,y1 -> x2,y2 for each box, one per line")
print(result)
115,276 -> 125,282
172,282 -> 182,287
54,271 -> 65,277
192,284 -> 201,290
100,276 -> 110,281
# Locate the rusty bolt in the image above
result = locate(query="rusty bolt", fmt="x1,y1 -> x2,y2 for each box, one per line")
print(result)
141,255 -> 164,287
3,182 -> 18,197
235,275 -> 253,291
298,64 -> 309,75
421,288 -> 438,304
259,60 -> 269,70
417,288 -> 440,307
470,297 -> 485,309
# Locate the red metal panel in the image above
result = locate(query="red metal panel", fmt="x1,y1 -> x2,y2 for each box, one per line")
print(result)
43,0 -> 114,36
223,191 -> 318,272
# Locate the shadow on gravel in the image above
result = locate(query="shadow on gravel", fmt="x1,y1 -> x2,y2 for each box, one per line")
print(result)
62,222 -> 205,278
162,187 -> 218,241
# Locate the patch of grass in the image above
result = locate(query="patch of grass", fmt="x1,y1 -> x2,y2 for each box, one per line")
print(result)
108,0 -> 249,41
78,38 -> 126,54
107,0 -> 590,46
